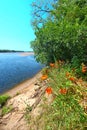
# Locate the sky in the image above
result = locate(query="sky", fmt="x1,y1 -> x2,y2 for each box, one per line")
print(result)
0,0 -> 35,51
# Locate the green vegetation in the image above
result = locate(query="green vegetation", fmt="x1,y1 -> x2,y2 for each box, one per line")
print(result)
29,0 -> 87,129
0,95 -> 10,107
29,62 -> 87,129
15,92 -> 21,96
43,63 -> 87,129
31,0 -> 87,65
24,106 -> 32,123
1,0 -> 86,126
0,49 -> 24,52
1,105 -> 13,116
24,103 -> 32,124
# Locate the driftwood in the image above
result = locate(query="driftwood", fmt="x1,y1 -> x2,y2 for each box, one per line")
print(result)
31,85 -> 47,110
11,83 -> 47,123
18,84 -> 47,122
0,81 -> 48,126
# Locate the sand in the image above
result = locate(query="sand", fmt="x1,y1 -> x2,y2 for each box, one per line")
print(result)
0,71 -> 44,130
4,72 -> 42,97
18,52 -> 34,56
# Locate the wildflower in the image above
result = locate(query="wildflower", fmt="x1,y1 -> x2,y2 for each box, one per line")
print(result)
78,78 -> 83,83
84,106 -> 87,112
41,75 -> 48,80
82,63 -> 87,73
66,72 -> 70,77
59,88 -> 67,94
50,63 -> 55,67
45,87 -> 52,95
69,77 -> 75,81
45,68 -> 50,74
82,69 -> 86,73
82,67 -> 87,73
58,60 -> 64,65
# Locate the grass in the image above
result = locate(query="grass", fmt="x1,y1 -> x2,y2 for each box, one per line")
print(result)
46,62 -> 87,129
1,105 -> 13,116
28,61 -> 87,130
0,95 -> 10,107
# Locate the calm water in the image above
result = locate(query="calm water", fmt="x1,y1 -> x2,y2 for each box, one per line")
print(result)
0,53 -> 44,94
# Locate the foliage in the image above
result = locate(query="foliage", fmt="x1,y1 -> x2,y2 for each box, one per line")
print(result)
24,104 -> 32,123
35,62 -> 87,129
71,57 -> 87,80
1,105 -> 13,116
31,0 -> 87,65
0,95 -> 10,107
15,92 -> 20,96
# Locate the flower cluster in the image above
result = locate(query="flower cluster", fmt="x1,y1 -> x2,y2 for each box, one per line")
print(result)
59,88 -> 67,94
45,87 -> 52,95
69,77 -> 75,81
50,63 -> 55,67
41,75 -> 48,80
82,63 -> 87,73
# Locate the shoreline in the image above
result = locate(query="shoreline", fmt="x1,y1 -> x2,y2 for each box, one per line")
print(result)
0,52 -> 34,56
3,71 -> 42,97
18,52 -> 34,56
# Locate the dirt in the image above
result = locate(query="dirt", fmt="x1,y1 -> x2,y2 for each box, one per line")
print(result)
0,73 -> 40,130
0,72 -> 53,130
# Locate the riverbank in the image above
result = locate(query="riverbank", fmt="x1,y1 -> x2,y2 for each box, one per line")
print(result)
18,52 -> 34,56
0,62 -> 87,130
4,71 -> 42,97
0,52 -> 44,94
0,70 -> 48,130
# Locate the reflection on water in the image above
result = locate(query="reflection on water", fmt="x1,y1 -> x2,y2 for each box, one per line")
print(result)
0,53 -> 44,94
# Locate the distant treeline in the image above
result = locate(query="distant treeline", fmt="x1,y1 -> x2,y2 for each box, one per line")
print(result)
0,50 -> 24,53
0,50 -> 33,53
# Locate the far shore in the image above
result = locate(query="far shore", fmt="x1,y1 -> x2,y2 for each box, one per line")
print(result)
0,51 -> 34,56
18,52 -> 34,56
3,71 -> 42,97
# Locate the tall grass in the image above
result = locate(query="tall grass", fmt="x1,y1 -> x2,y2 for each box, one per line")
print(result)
37,62 -> 87,130
0,95 -> 10,107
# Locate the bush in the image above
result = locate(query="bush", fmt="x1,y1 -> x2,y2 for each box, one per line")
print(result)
1,106 -> 13,116
0,95 -> 10,107
40,62 -> 87,129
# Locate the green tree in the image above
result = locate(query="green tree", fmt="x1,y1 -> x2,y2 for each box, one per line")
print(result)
31,0 -> 87,65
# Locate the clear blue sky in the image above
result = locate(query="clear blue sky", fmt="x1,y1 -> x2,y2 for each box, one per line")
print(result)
0,0 -> 35,51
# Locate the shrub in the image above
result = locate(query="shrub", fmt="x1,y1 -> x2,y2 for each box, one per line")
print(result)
1,106 -> 13,116
0,95 -> 10,107
41,63 -> 87,129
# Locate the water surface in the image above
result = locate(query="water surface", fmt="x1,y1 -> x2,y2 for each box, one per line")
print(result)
0,53 -> 44,94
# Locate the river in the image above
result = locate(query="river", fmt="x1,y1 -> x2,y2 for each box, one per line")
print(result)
0,53 -> 44,94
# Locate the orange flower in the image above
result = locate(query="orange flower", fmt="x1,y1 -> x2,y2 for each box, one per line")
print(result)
82,64 -> 87,73
69,77 -> 75,81
59,88 -> 67,94
45,87 -> 52,95
58,60 -> 64,65
66,72 -> 70,77
78,78 -> 83,83
82,68 -> 86,73
82,66 -> 87,73
41,75 -> 48,80
50,63 -> 55,67
45,69 -> 49,74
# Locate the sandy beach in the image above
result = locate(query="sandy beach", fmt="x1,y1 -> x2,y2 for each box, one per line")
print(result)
18,52 -> 34,56
0,70 -> 47,130
4,71 -> 42,97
